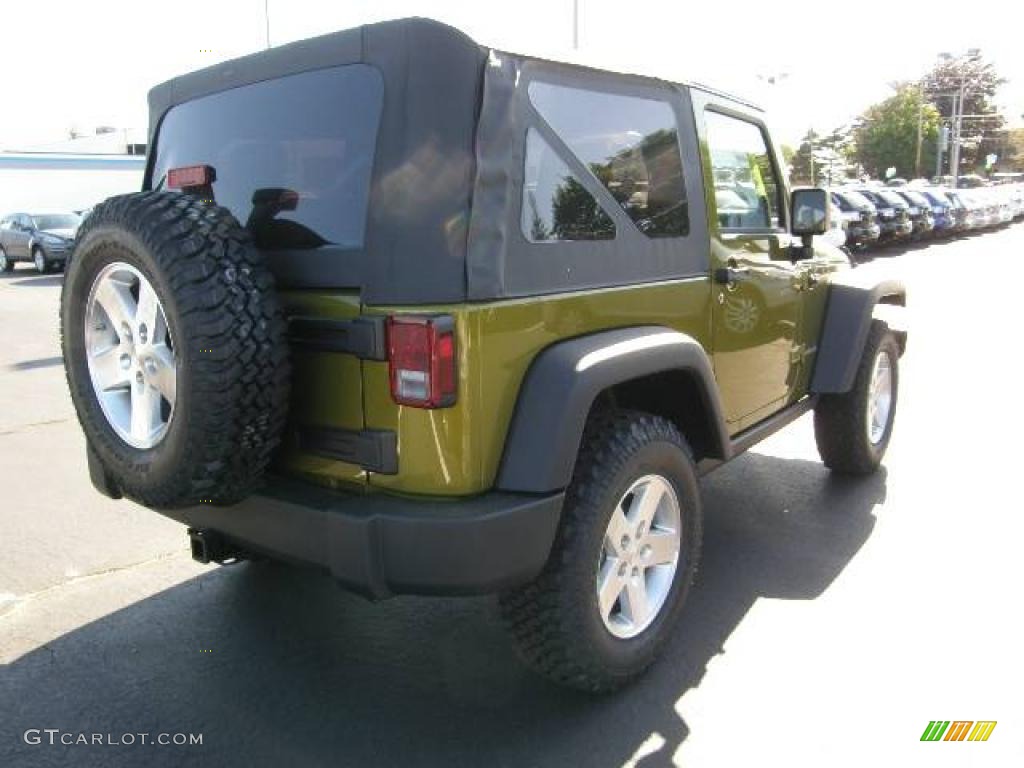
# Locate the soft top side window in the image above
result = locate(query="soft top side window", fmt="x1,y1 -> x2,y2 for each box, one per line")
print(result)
528,82 -> 689,238
522,128 -> 616,242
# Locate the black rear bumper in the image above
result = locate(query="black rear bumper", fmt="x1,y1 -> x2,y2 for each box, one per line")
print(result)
162,475 -> 563,599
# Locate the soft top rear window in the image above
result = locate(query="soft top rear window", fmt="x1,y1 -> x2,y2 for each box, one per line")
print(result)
150,64 -> 383,251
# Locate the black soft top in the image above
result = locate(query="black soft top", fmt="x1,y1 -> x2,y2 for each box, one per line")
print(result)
146,18 -> 745,304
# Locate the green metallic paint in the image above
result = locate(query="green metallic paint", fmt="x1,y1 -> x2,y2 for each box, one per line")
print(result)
281,279 -> 710,497
367,278 -> 712,495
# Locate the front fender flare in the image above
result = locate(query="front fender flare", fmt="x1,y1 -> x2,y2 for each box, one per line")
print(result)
811,277 -> 906,394
496,326 -> 729,494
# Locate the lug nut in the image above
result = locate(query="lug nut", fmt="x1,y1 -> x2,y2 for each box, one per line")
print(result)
138,323 -> 148,344
620,534 -> 631,551
119,354 -> 131,370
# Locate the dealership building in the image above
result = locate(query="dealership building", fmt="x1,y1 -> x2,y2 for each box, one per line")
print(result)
0,128 -> 146,215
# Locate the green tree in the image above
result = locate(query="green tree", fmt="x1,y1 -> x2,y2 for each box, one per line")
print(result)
852,85 -> 941,179
921,50 -> 1006,173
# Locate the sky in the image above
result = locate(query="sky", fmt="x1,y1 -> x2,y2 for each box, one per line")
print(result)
1,0 -> 1021,151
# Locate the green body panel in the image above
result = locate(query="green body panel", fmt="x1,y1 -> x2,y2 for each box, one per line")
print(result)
367,279 -> 712,495
283,280 -> 711,497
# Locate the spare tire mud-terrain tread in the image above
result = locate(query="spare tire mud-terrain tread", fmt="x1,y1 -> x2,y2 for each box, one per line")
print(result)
61,191 -> 290,508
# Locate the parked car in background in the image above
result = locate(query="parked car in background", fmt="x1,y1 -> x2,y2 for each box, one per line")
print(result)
852,187 -> 913,242
830,189 -> 880,248
949,190 -> 986,230
919,188 -> 960,234
0,212 -> 81,273
1009,185 -> 1024,219
823,199 -> 848,251
891,189 -> 935,239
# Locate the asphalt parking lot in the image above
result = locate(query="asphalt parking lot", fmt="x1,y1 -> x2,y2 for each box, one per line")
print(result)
2,227 -> 1022,767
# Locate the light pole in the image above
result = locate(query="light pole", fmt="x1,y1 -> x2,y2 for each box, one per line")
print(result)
939,49 -> 980,188
572,0 -> 579,50
264,0 -> 271,49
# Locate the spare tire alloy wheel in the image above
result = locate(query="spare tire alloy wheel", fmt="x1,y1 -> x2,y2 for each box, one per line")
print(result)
86,262 -> 176,449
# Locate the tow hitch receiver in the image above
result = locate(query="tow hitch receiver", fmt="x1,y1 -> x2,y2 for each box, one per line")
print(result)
188,528 -> 243,565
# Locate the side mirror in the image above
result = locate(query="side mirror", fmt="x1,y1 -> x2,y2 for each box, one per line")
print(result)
790,188 -> 830,259
790,188 -> 830,236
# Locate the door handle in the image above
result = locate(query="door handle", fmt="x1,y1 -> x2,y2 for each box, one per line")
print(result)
713,266 -> 750,285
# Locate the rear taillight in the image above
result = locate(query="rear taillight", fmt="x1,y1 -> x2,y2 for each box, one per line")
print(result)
386,315 -> 457,408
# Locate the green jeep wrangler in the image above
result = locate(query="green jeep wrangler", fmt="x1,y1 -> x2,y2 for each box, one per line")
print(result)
60,18 -> 905,692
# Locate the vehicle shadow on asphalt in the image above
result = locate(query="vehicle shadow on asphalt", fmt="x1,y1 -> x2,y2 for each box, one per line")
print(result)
0,272 -> 65,288
1,453 -> 886,768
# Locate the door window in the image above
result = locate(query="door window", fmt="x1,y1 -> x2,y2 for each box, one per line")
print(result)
704,111 -> 782,231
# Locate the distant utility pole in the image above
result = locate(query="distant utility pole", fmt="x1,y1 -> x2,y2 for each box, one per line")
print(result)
914,85 -> 924,178
264,0 -> 271,49
572,0 -> 579,49
940,49 -> 980,188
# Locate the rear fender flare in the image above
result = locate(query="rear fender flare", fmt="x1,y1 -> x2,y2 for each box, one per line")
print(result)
496,326 -> 729,494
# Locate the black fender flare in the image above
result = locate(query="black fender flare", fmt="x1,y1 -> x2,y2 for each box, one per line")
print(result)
496,326 -> 729,494
811,277 -> 907,394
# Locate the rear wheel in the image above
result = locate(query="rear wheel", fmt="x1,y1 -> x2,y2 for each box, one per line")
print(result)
61,191 -> 290,508
0,247 -> 12,272
501,410 -> 702,692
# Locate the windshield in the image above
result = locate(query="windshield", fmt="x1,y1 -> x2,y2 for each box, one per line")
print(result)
837,190 -> 874,209
32,214 -> 80,230
875,190 -> 906,207
902,191 -> 931,207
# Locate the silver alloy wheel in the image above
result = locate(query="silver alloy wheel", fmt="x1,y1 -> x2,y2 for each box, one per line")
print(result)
866,349 -> 893,445
85,262 -> 176,449
34,250 -> 46,273
0,249 -> 8,271
596,474 -> 682,639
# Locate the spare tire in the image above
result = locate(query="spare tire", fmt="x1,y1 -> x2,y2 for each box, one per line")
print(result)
61,192 -> 290,508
